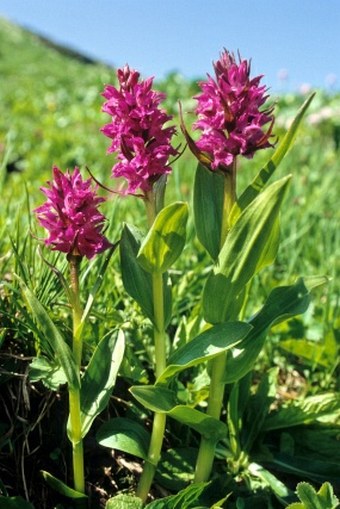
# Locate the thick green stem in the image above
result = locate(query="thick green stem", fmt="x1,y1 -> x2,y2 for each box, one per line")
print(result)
136,190 -> 168,503
135,412 -> 166,502
69,255 -> 83,365
68,255 -> 85,494
194,353 -> 227,482
195,160 -> 238,483
220,159 -> 237,250
68,389 -> 85,493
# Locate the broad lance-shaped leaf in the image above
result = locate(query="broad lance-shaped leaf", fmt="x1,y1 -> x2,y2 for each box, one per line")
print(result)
137,201 -> 188,274
237,92 -> 315,213
96,417 -> 150,461
156,321 -> 252,384
17,277 -> 79,391
145,482 -> 209,509
41,471 -> 87,500
203,175 -> 291,323
268,454 -> 340,485
79,330 -> 125,438
193,163 -> 225,261
255,216 -> 280,274
130,385 -> 228,441
120,224 -> 172,327
242,367 -> 279,453
224,277 -> 327,384
263,392 -> 340,431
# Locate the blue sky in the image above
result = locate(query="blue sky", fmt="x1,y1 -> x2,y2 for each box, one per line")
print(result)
1,0 -> 339,91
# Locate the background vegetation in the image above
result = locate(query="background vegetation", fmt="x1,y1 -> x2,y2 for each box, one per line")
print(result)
0,17 -> 339,508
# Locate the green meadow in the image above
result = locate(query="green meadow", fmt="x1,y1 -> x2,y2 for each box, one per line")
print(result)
0,17 -> 339,509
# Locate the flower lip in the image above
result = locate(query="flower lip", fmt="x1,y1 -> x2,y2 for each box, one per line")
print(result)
35,166 -> 112,259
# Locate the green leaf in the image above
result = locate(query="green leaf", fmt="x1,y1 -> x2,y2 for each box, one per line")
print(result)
96,417 -> 150,460
17,277 -> 79,391
268,453 -> 340,484
224,277 -> 316,383
263,393 -> 340,431
255,216 -> 280,273
120,224 -> 172,326
203,176 -> 291,323
243,368 -> 279,453
137,202 -> 188,273
40,470 -> 87,499
317,482 -> 340,508
291,426 -> 340,464
130,385 -> 178,411
296,482 -> 328,509
298,485 -> 324,509
130,385 -> 228,441
145,481 -> 209,509
106,494 -> 143,509
81,244 -> 117,325
80,330 -> 125,438
286,482 -> 340,509
193,163 -> 225,260
168,406 -> 228,441
248,462 -> 292,501
227,382 -> 241,457
238,92 -> 315,211
29,356 -> 67,390
156,448 -> 196,490
279,328 -> 338,369
0,496 -> 35,509
157,321 -> 252,383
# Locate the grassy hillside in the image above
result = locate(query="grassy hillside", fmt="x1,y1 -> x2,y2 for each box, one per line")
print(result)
0,17 -> 339,508
0,17 -> 114,176
0,14 -> 339,411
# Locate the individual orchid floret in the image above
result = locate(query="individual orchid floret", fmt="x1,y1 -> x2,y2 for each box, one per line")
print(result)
101,65 -> 179,195
35,166 -> 111,259
181,49 -> 275,171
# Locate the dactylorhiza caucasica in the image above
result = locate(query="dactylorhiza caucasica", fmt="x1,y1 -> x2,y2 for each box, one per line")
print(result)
180,49 -> 275,483
101,64 -> 182,502
29,49 -> 316,507
99,50 -> 280,502
34,166 -> 112,496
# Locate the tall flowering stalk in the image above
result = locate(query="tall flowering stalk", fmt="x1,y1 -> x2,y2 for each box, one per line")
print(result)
182,49 -> 275,246
35,166 -> 111,494
102,66 -> 180,502
182,50 -> 276,482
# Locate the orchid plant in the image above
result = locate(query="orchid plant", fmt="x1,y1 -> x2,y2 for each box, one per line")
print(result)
19,49 -> 324,508
17,167 -> 124,505
94,51 -> 321,507
100,65 -> 186,502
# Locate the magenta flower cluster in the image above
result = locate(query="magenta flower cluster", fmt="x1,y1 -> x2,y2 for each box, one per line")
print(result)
101,65 -> 178,195
35,166 -> 111,259
192,50 -> 274,170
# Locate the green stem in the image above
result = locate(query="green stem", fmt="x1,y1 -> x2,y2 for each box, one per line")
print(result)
135,412 -> 166,502
195,160 -> 238,483
194,353 -> 227,482
136,191 -> 167,503
68,389 -> 85,493
69,255 -> 83,365
220,159 -> 237,250
68,255 -> 85,494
